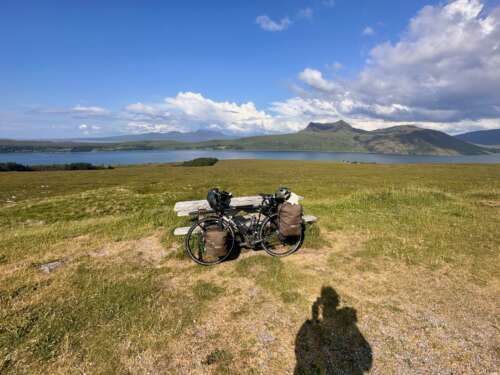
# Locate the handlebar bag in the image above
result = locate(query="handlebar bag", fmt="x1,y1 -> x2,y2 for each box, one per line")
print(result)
204,227 -> 228,260
278,203 -> 303,237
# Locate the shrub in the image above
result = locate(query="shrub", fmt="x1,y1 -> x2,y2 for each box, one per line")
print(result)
180,157 -> 218,167
0,162 -> 32,171
0,162 -> 112,172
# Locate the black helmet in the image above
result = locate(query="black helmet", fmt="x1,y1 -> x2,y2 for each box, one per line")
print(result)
207,188 -> 232,213
275,187 -> 291,201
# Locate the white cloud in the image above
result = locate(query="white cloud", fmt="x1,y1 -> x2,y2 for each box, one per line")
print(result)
124,92 -> 286,134
78,123 -> 101,135
362,26 -> 374,36
293,0 -> 500,132
298,68 -> 337,92
297,8 -> 314,20
256,15 -> 292,32
126,122 -> 180,134
72,105 -> 109,115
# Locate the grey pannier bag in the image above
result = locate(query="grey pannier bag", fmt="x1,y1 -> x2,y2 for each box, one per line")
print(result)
204,227 -> 228,260
278,202 -> 303,237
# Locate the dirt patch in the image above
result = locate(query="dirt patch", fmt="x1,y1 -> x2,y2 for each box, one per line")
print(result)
89,232 -> 167,263
480,200 -> 500,208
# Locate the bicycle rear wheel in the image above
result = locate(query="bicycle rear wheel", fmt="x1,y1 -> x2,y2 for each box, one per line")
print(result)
185,217 -> 236,265
259,214 -> 303,257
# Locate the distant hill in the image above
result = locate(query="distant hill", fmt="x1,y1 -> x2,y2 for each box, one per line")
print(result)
78,129 -> 234,143
0,121 -> 493,155
455,129 -> 500,146
198,121 -> 489,155
302,120 -> 366,134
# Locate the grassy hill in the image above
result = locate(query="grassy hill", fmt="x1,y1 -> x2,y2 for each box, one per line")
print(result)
1,121 -> 493,155
199,122 -> 489,155
455,128 -> 500,146
0,138 -> 184,153
77,129 -> 234,143
0,160 -> 499,373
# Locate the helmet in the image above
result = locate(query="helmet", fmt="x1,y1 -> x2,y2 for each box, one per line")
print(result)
207,188 -> 232,213
275,187 -> 291,201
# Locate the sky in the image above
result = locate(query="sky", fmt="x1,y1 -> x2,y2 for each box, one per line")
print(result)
1,0 -> 500,139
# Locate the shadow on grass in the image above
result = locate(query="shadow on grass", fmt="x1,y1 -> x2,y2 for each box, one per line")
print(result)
294,286 -> 372,375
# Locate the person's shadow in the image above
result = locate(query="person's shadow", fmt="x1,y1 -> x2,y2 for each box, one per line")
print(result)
294,286 -> 372,375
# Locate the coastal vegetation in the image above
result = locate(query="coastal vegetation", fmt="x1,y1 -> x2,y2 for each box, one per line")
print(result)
0,162 -> 111,172
179,157 -> 218,167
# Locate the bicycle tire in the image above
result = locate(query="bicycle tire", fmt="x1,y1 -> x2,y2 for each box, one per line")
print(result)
259,214 -> 303,257
185,217 -> 236,265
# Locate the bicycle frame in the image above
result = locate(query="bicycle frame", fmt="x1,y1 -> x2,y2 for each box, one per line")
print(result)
214,195 -> 280,247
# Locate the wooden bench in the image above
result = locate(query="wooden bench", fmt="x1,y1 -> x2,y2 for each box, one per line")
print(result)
173,193 -> 317,236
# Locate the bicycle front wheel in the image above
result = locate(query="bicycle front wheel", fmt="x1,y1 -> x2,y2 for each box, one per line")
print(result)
259,214 -> 303,257
185,217 -> 236,265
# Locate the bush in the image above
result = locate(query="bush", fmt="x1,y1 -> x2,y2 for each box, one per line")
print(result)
0,162 -> 113,172
0,162 -> 32,171
180,157 -> 218,167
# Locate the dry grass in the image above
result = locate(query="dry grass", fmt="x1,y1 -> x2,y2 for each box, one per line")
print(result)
1,160 -> 499,374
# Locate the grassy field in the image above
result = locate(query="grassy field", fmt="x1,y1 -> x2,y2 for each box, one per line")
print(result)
0,160 -> 499,374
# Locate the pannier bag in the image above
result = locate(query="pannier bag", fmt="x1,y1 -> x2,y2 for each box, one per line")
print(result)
204,227 -> 228,260
207,188 -> 232,213
278,203 -> 303,237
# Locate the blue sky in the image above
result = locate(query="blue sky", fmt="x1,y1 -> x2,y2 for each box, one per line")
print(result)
1,0 -> 500,138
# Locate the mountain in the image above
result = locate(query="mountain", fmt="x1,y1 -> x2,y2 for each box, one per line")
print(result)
455,129 -> 500,146
78,129 -> 234,143
302,120 -> 366,133
197,121 -> 490,155
1,121 -> 492,155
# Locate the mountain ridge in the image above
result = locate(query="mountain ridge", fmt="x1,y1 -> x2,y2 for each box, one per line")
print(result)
195,121 -> 490,155
76,129 -> 234,143
0,121 -> 494,155
455,129 -> 500,146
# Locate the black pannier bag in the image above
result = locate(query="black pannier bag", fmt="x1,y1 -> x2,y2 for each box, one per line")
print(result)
278,202 -> 303,237
204,226 -> 228,260
207,188 -> 232,213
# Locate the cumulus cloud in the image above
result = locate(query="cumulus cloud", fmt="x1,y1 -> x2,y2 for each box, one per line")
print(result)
298,68 -> 338,92
256,15 -> 292,31
294,0 -> 500,132
124,92 -> 292,134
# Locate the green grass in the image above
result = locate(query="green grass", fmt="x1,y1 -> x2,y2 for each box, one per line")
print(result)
0,160 -> 499,373
236,256 -> 305,304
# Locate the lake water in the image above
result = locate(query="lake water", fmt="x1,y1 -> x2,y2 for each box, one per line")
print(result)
1,150 -> 500,165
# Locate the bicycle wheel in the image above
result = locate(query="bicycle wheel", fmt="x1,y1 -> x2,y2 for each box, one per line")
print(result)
185,217 -> 236,265
259,214 -> 303,257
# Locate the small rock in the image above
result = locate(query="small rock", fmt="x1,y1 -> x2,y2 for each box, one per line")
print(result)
39,260 -> 64,273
